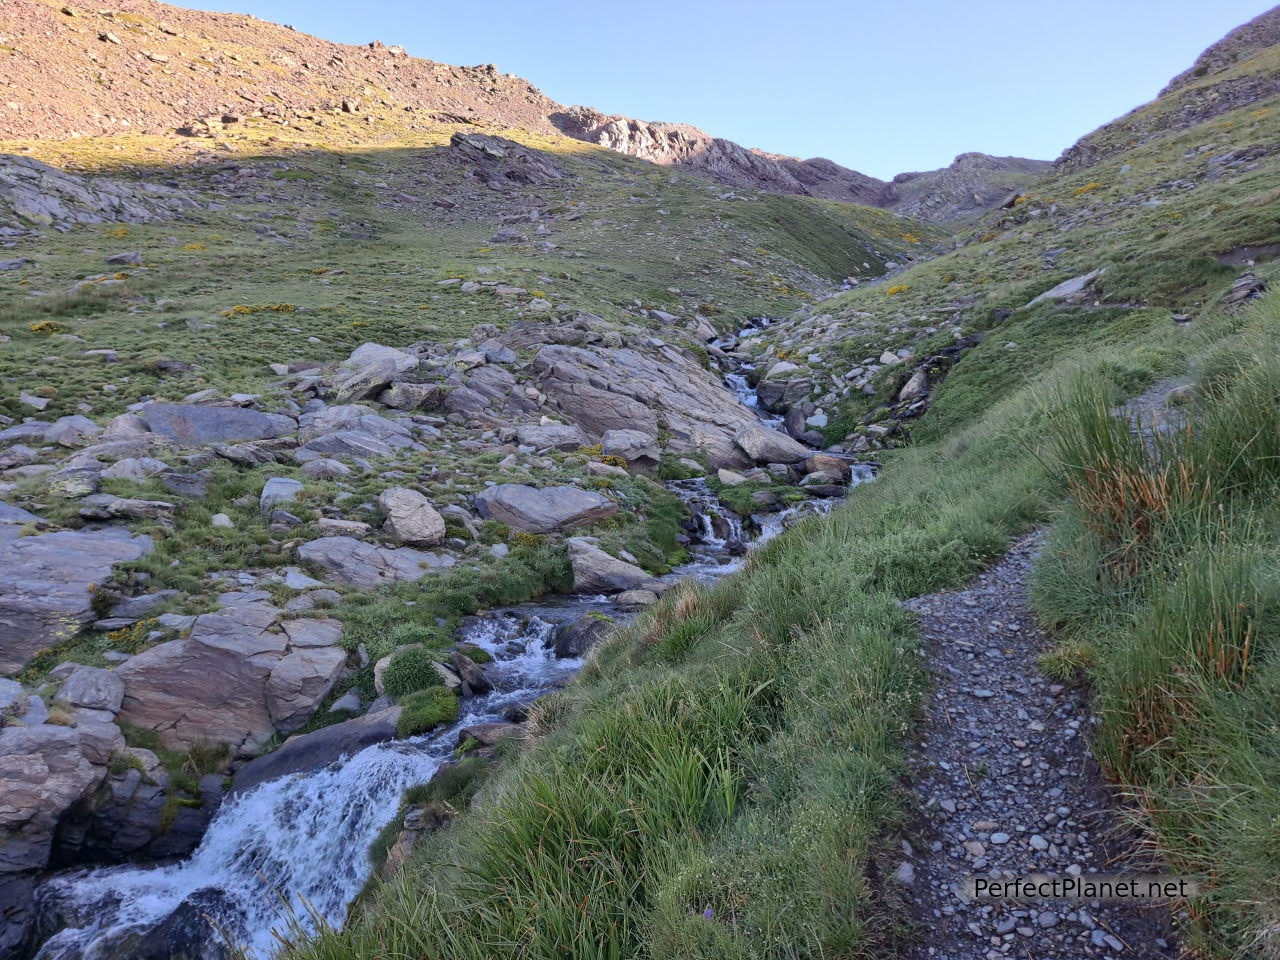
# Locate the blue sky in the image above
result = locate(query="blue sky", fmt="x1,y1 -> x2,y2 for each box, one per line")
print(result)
180,0 -> 1272,179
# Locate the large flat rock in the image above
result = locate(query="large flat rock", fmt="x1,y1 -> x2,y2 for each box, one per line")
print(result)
568,537 -> 662,594
474,483 -> 618,533
0,528 -> 152,675
230,706 -> 400,795
297,536 -> 455,588
139,403 -> 297,444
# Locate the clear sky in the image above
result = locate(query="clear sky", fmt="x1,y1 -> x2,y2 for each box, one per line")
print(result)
178,0 -> 1273,180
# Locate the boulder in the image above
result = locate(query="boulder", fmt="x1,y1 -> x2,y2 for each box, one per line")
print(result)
54,665 -> 125,714
376,487 -> 446,546
614,589 -> 660,610
46,415 -> 102,447
601,429 -> 660,468
115,602 -> 287,753
139,403 -> 296,443
377,381 -> 445,411
734,424 -> 809,464
755,377 -> 812,412
333,358 -> 399,403
298,536 -> 454,588
0,725 -> 106,955
568,537 -> 661,594
0,528 -> 152,675
804,453 -> 852,479
474,484 -> 618,534
1027,268 -> 1105,306
553,615 -> 614,658
297,429 -> 398,460
259,477 -> 303,516
266,646 -> 347,733
341,342 -> 419,376
448,651 -> 493,696
531,344 -> 760,468
231,706 -> 401,795
457,721 -> 523,749
301,458 -> 352,480
515,422 -> 589,451
897,370 -> 929,401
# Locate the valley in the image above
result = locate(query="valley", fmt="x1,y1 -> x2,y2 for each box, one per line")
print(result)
1,3 -> 1279,959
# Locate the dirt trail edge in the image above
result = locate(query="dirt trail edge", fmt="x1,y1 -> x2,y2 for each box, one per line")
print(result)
897,534 -> 1179,959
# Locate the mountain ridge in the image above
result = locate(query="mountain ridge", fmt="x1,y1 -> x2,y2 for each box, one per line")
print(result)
0,0 -> 1046,220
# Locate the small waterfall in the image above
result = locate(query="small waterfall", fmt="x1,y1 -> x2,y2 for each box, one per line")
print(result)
33,616 -> 583,960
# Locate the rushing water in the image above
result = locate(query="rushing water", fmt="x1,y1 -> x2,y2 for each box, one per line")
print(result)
33,614 -> 584,960
31,330 -> 872,960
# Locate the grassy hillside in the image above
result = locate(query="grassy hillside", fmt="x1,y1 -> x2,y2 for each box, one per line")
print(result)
1,117 -> 928,424
280,33 -> 1280,960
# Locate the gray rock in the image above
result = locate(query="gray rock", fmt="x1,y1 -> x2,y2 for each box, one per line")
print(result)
260,477 -> 303,516
281,617 -> 343,647
1027,268 -> 1105,306
0,528 -> 151,675
553,615 -> 614,658
601,428 -> 660,468
515,422 -> 589,452
54,665 -> 125,714
734,424 -> 809,464
474,484 -> 618,534
266,646 -> 347,733
301,457 -> 351,479
115,602 -> 286,753
531,344 -> 761,468
101,456 -> 171,482
231,707 -> 401,795
139,403 -> 296,443
298,536 -> 454,588
568,537 -> 661,594
377,381 -> 445,411
377,487 -> 446,546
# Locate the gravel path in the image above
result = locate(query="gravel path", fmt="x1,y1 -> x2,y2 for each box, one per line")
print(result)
898,534 -> 1179,959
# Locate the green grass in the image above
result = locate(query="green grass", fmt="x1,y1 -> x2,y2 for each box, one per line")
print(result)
396,688 -> 460,738
282,305 -> 1190,958
382,647 -> 445,701
1031,299 -> 1280,956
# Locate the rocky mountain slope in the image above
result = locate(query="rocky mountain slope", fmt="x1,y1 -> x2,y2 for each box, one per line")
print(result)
556,105 -> 1051,220
0,0 -> 1044,221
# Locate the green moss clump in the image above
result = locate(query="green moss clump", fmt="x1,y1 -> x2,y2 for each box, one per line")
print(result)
383,647 -> 444,700
396,687 -> 460,738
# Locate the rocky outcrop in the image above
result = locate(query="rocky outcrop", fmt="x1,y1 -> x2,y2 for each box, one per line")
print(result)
532,344 -> 760,468
885,153 -> 1051,222
1162,5 -> 1280,95
0,527 -> 152,675
116,601 -> 347,753
553,106 -> 889,206
0,154 -> 202,231
473,484 -> 618,534
231,706 -> 401,795
449,131 -> 570,188
552,107 -> 1046,221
